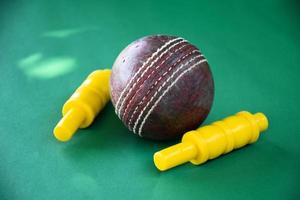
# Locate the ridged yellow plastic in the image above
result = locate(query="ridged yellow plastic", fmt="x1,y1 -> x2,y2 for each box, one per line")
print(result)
53,69 -> 111,142
154,111 -> 269,171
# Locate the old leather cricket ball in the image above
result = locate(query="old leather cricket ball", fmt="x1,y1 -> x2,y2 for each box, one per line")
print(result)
110,35 -> 214,140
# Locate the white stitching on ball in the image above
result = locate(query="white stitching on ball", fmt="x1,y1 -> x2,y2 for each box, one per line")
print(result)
137,58 -> 207,136
127,49 -> 199,130
117,38 -> 186,118
114,37 -> 183,117
132,54 -> 205,135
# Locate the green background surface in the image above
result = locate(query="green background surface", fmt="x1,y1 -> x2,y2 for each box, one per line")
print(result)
1,0 -> 299,199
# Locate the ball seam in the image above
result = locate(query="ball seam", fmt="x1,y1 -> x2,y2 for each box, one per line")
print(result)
114,37 -> 183,117
123,42 -> 190,127
127,48 -> 199,130
118,39 -> 186,119
132,54 -> 206,135
137,58 -> 208,136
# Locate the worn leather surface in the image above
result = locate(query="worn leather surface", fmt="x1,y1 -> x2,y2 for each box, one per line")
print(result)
110,35 -> 214,140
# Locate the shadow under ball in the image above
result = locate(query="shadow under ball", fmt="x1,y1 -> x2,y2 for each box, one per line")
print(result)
110,35 -> 214,140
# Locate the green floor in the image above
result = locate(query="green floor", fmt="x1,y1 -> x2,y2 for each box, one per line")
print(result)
1,0 -> 299,199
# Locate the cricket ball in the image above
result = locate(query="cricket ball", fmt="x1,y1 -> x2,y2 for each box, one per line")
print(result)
110,35 -> 214,140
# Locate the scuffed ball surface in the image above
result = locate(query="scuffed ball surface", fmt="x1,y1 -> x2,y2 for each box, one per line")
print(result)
110,35 -> 214,140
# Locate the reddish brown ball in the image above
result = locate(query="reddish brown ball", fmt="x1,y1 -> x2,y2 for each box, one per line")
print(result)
110,35 -> 214,140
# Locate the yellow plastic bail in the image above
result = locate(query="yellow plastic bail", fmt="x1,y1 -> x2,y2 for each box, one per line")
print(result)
154,111 -> 269,171
53,69 -> 111,142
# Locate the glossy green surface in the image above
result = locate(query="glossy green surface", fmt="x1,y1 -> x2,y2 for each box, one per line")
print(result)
1,0 -> 299,199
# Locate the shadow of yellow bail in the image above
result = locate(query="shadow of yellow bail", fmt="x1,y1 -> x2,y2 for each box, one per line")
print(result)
53,69 -> 111,142
154,111 -> 269,171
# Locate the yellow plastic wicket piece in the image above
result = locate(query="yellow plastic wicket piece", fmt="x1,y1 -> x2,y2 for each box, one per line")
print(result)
53,69 -> 111,142
154,111 -> 269,171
